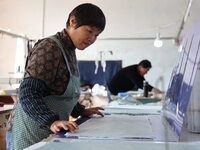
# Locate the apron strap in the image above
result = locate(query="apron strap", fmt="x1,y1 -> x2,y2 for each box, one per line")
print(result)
48,36 -> 72,75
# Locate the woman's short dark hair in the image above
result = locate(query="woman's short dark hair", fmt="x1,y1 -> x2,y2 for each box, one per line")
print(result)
66,3 -> 106,31
138,60 -> 152,68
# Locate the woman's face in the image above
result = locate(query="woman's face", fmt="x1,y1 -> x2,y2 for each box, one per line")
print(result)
70,25 -> 102,50
66,16 -> 102,50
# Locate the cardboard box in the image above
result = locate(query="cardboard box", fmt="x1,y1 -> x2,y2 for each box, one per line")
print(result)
0,127 -> 6,150
0,110 -> 12,150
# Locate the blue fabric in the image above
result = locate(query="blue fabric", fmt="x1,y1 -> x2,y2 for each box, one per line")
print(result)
6,131 -> 12,150
78,61 -> 122,87
163,21 -> 200,139
107,89 -> 112,103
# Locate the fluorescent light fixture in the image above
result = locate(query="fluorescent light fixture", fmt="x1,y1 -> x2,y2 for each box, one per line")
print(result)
154,33 -> 163,47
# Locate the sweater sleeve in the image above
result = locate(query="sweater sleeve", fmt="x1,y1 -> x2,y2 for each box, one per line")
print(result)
148,84 -> 153,91
19,77 -> 59,130
126,72 -> 143,89
71,102 -> 85,118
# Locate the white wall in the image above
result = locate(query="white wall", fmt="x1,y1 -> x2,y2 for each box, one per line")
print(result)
0,35 -> 17,77
0,0 -> 199,91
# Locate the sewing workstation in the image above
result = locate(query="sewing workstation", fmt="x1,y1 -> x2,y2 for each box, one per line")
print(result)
1,0 -> 200,150
26,20 -> 200,149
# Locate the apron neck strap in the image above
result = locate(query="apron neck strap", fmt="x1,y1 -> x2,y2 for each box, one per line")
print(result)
48,36 -> 72,75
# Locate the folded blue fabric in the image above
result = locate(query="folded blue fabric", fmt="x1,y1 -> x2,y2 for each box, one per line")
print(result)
117,92 -> 128,97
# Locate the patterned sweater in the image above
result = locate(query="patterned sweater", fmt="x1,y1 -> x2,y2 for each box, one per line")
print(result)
6,29 -> 85,131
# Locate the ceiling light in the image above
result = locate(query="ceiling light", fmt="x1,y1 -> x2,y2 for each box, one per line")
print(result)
154,33 -> 163,48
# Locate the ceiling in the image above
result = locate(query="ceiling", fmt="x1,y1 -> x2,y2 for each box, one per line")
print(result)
96,0 -> 199,41
0,0 -> 199,41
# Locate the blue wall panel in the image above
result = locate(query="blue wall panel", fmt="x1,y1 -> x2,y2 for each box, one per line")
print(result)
78,61 -> 122,88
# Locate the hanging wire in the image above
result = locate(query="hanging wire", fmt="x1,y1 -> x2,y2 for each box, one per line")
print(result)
0,28 -> 29,40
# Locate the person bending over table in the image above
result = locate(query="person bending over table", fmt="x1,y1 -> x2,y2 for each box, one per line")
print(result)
108,60 -> 162,95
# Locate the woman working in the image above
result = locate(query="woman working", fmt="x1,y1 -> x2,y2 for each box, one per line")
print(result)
10,3 -> 106,149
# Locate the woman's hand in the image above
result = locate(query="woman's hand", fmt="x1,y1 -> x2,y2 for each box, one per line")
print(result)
50,120 -> 79,133
81,107 -> 104,117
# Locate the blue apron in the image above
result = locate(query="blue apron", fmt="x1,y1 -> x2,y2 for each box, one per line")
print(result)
11,36 -> 80,150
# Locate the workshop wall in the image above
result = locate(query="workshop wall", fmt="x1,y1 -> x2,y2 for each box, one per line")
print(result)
1,0 -> 199,91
